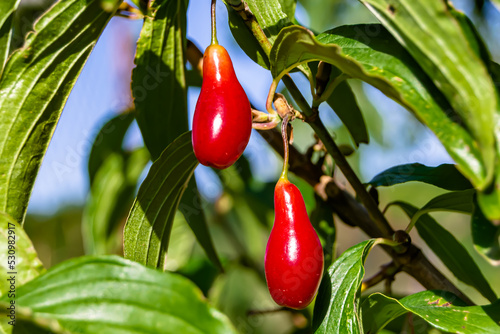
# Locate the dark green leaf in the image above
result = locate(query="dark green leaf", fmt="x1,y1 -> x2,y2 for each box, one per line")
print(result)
327,79 -> 369,146
269,24 -> 487,189
178,179 -> 224,272
186,69 -> 202,87
128,0 -> 148,13
310,196 -> 336,268
223,0 -> 294,70
362,290 -> 500,333
132,0 -> 222,271
0,212 -> 44,298
83,148 -> 150,255
0,0 -> 21,73
313,239 -> 376,333
394,201 -> 497,303
477,166 -> 500,221
368,163 -> 473,191
225,4 -> 270,69
0,256 -> 237,334
244,0 -> 290,43
132,0 -> 188,161
416,190 -> 476,220
472,201 -> 500,265
0,0 -> 120,223
87,111 -> 135,186
124,131 -> 198,269
359,0 -> 497,185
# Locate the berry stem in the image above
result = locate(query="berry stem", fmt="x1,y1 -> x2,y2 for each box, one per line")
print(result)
280,114 -> 290,180
211,0 -> 218,45
265,80 -> 279,115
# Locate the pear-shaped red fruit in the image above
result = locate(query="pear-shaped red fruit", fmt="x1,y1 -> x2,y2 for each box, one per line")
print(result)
192,44 -> 252,169
265,178 -> 324,309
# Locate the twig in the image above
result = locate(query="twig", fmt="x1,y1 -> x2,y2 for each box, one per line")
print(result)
255,128 -> 473,305
361,261 -> 401,292
184,26 -> 473,305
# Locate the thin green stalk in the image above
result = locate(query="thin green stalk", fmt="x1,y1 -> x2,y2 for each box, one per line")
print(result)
211,0 -> 218,45
225,1 -> 392,236
280,114 -> 290,180
266,80 -> 279,115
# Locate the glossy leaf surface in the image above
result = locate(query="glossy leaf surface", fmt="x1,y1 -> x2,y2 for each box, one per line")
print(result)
0,256 -> 237,334
359,0 -> 497,187
278,0 -> 296,20
0,0 -> 120,223
123,131 -> 198,269
394,202 -> 497,303
408,190 -> 475,226
472,202 -> 500,265
132,0 -> 222,271
223,0 -> 291,69
368,163 -> 473,191
0,0 -> 21,72
269,24 -> 487,188
362,290 -> 500,333
313,239 -> 376,333
132,0 -> 188,161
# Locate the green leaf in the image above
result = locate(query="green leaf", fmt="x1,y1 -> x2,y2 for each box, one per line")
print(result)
224,3 -> 270,69
368,163 -> 473,191
223,0 -> 292,69
0,212 -> 44,298
124,131 -> 198,269
411,190 -> 476,225
178,179 -> 224,272
0,0 -> 121,224
394,201 -> 497,303
359,0 -> 497,187
313,239 -> 376,333
132,0 -> 188,161
477,185 -> 500,222
186,69 -> 202,87
310,195 -> 336,269
132,0 -> 222,271
362,290 -> 500,333
87,112 -> 135,186
448,4 -> 491,67
327,78 -> 369,146
472,201 -> 500,265
240,0 -> 291,46
269,24 -> 488,189
0,0 -> 21,73
83,148 -> 150,255
277,0 -> 297,21
0,256 -> 237,334
128,0 -> 148,13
